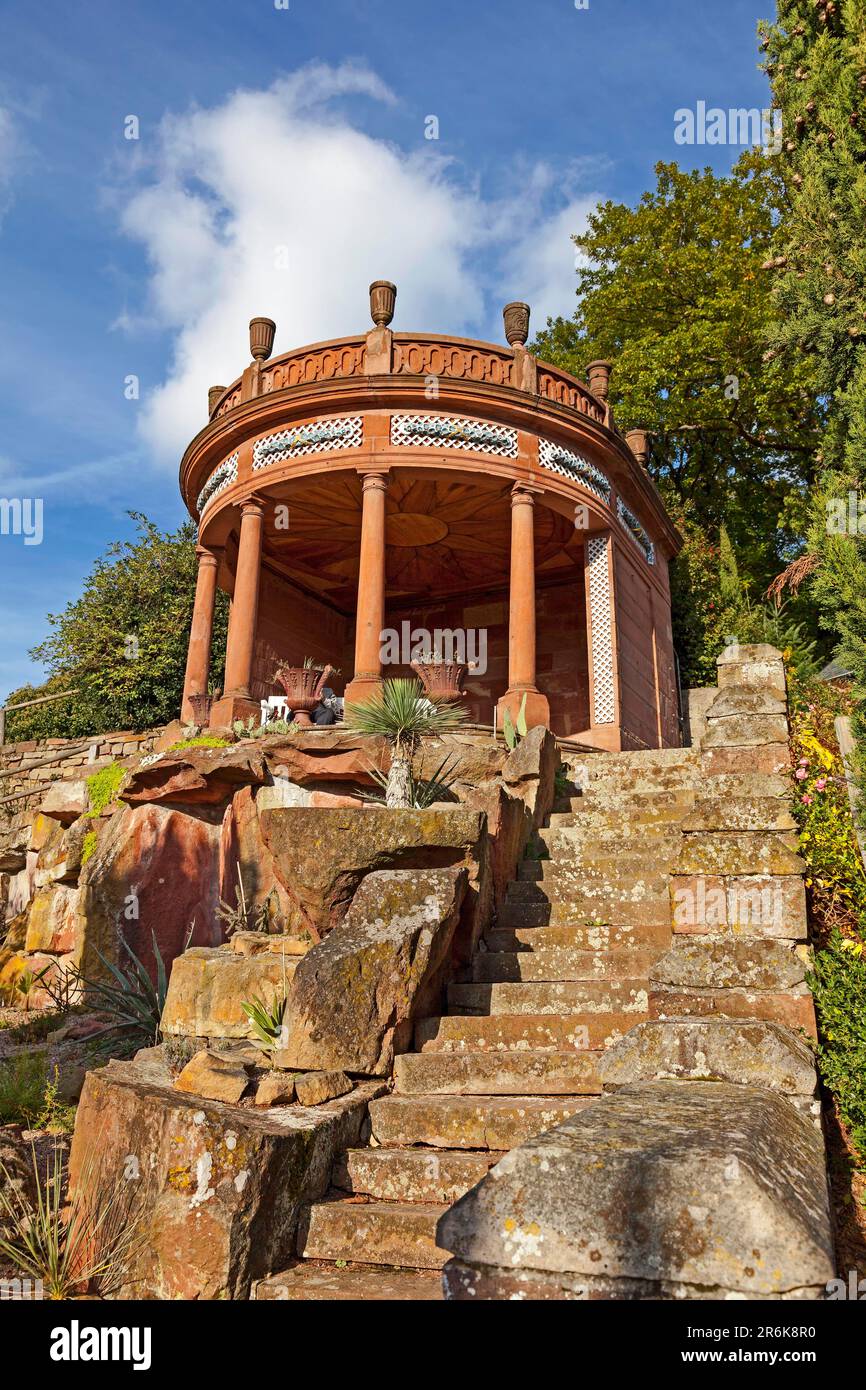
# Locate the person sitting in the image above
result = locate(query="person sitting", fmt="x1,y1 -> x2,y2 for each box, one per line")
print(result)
311,686 -> 340,726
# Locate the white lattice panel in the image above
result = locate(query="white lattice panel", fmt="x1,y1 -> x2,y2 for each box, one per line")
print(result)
253,415 -> 363,470
538,438 -> 610,501
587,535 -> 616,724
391,413 -> 518,458
197,451 -> 238,513
616,497 -> 655,564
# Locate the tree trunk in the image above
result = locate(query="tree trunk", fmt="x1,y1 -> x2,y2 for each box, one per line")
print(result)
386,751 -> 413,808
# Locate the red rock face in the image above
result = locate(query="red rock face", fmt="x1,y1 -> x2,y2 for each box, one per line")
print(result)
81,803 -> 222,980
218,786 -> 298,936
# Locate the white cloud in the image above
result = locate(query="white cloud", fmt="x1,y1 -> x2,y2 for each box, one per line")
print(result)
117,64 -> 604,469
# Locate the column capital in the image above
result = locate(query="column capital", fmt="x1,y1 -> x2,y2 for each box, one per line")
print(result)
240,494 -> 266,518
359,469 -> 390,493
195,544 -> 222,567
510,480 -> 543,506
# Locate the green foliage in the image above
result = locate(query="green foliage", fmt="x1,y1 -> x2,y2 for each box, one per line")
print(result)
240,990 -> 287,1060
0,1141 -> 146,1299
363,753 -> 462,808
0,1053 -> 49,1126
345,679 -> 468,751
502,694 -> 528,751
3,514 -> 229,740
80,831 -> 98,868
809,933 -> 866,1161
232,717 -> 298,740
35,932 -> 171,1057
85,761 -> 126,818
167,735 -> 230,751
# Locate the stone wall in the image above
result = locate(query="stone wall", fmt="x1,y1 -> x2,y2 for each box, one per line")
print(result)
0,729 -> 162,812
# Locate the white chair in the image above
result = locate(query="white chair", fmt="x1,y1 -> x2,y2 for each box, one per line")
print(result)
260,695 -> 291,725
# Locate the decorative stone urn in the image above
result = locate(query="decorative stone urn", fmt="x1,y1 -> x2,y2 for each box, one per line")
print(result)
586,359 -> 613,401
369,281 -> 397,329
274,664 -> 335,726
208,385 -> 226,415
503,301 -> 530,347
188,691 -> 217,725
411,659 -> 468,701
249,317 -> 276,362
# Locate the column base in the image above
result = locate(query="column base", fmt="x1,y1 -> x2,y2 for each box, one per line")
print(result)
343,675 -> 383,708
497,687 -> 550,733
573,724 -> 623,752
208,694 -> 261,731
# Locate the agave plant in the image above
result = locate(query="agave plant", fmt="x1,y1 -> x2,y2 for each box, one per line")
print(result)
345,678 -> 468,808
240,990 -> 287,1063
361,753 -> 463,809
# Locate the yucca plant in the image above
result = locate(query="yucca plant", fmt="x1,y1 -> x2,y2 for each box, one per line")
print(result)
240,990 -> 287,1064
361,753 -> 462,809
345,678 -> 468,808
0,1141 -> 147,1299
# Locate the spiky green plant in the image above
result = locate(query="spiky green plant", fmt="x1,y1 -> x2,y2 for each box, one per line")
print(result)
0,1141 -> 146,1299
34,930 -> 173,1057
362,753 -> 462,809
502,693 -> 528,750
344,678 -> 468,808
240,991 -> 287,1063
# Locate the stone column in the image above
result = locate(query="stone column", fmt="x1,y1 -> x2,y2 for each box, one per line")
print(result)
344,472 -> 389,706
209,499 -> 264,727
497,483 -> 549,731
180,546 -> 220,723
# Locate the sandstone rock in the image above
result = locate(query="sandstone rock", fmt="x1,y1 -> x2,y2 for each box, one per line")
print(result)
258,806 -> 486,940
33,815 -> 90,888
39,780 -> 88,825
651,937 -> 807,991
598,1019 -> 817,1099
263,729 -> 389,785
275,867 -> 467,1075
79,802 -> 221,980
670,873 -> 808,939
717,643 -> 787,695
702,744 -> 790,776
174,1050 -> 251,1103
255,1071 -> 297,1107
24,884 -> 81,955
294,1070 -> 352,1107
701,714 -> 789,748
121,745 -> 268,807
0,817 -> 31,873
675,832 -> 804,876
437,1081 -> 835,1299
650,986 -> 816,1035
161,946 -> 296,1038
228,930 -> 309,957
68,1056 -> 381,1298
680,798 -> 796,833
705,685 -> 787,720
219,785 -> 297,935
28,811 -> 65,855
501,727 -> 558,826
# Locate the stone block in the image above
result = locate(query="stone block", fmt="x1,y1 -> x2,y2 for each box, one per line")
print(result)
437,1081 -> 834,1299
651,937 -> 807,991
598,1019 -> 817,1100
294,1070 -> 352,1107
173,1050 -> 251,1103
161,945 -> 298,1038
675,832 -> 804,877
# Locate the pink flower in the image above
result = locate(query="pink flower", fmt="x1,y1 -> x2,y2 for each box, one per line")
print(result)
795,768 -> 807,780
798,757 -> 808,766
815,778 -> 827,792
801,794 -> 813,805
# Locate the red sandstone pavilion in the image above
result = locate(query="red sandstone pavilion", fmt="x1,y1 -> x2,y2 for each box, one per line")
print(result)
179,282 -> 682,750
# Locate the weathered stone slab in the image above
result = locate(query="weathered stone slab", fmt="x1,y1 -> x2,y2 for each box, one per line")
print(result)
39,779 -> 88,824
161,944 -> 298,1038
680,798 -> 796,833
702,713 -> 789,748
675,832 -> 804,876
122,745 -> 268,806
23,883 -> 81,955
706,684 -> 787,718
651,938 -> 807,991
716,644 -> 787,695
67,1052 -> 381,1299
294,1070 -> 352,1107
258,806 -> 486,940
649,986 -> 816,1035
437,1081 -> 835,1299
173,1049 -> 251,1103
274,867 -> 466,1075
598,1019 -> 817,1099
255,1071 -> 296,1107
702,744 -> 790,776
671,873 -> 808,939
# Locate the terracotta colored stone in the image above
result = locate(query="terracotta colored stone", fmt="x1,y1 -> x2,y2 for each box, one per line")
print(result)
39,779 -> 88,824
675,832 -> 804,877
702,744 -> 790,776
24,883 -> 81,955
121,745 -> 268,807
161,945 -> 297,1038
255,1071 -> 297,1107
651,937 -> 807,991
174,1049 -> 251,1103
649,986 -> 816,1035
263,729 -> 389,785
67,1053 -> 381,1299
294,1070 -> 352,1107
79,802 -> 221,980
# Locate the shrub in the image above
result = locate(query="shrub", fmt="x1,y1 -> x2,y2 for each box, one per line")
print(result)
809,934 -> 866,1161
85,761 -> 126,818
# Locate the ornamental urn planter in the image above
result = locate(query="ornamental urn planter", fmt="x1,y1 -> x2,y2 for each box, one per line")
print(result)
274,664 -> 335,727
502,301 -> 530,347
369,280 -> 397,328
411,660 -> 468,701
189,691 -> 216,726
249,316 -> 276,362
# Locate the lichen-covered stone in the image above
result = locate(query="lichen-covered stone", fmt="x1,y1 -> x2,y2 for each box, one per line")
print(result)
274,867 -> 467,1075
121,745 -> 268,806
173,1049 -> 251,1103
67,1052 -> 381,1299
255,1071 -> 296,1107
161,944 -> 298,1038
704,685 -> 787,720
598,1019 -> 817,1099
680,798 -> 796,833
23,883 -> 81,955
670,873 -> 808,939
294,1070 -> 352,1107
701,714 -> 790,748
716,643 -> 787,695
437,1081 -> 835,1299
650,937 -> 807,991
675,832 -> 804,877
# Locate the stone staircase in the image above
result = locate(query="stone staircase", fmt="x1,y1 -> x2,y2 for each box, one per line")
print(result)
255,747 -> 706,1301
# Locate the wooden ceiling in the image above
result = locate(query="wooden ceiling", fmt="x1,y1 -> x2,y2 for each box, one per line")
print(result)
261,469 -> 585,612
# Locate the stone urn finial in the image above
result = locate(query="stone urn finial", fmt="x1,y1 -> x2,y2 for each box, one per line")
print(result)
625,428 -> 650,469
249,317 -> 276,362
208,385 -> 226,415
503,301 -> 530,347
369,281 -> 397,329
586,359 -> 613,401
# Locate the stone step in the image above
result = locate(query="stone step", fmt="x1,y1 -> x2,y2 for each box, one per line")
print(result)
255,1263 -> 444,1301
506,870 -> 669,899
521,846 -> 680,874
369,1093 -> 591,1150
496,893 -> 669,928
552,793 -> 697,821
565,747 -> 700,773
447,978 -> 649,1016
298,1197 -> 449,1270
485,922 -> 671,952
393,1048 -> 601,1095
415,1011 -> 638,1053
470,945 -> 663,984
334,1147 -> 499,1202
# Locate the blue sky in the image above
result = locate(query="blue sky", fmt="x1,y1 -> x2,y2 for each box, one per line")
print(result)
0,0 -> 774,702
